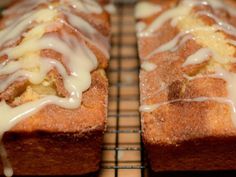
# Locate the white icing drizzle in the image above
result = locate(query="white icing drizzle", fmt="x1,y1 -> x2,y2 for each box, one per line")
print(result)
0,143 -> 12,177
183,68 -> 236,116
141,61 -> 157,72
138,1 -> 193,37
2,0 -> 47,16
145,27 -> 215,59
0,1 -> 109,177
141,82 -> 168,100
140,0 -> 236,60
137,0 -> 236,128
63,0 -> 103,14
182,73 -> 213,81
182,48 -> 236,68
182,48 -> 211,67
182,0 -> 236,17
63,11 -> 110,58
3,0 -> 103,16
104,3 -> 117,14
145,31 -> 188,59
156,32 -> 187,52
0,9 -> 54,48
135,22 -> 147,33
171,34 -> 193,51
205,0 -> 236,17
140,96 -> 234,112
134,2 -> 162,19
140,96 -> 236,126
197,11 -> 236,37
138,0 -> 236,37
145,26 -> 236,61
213,69 -> 236,121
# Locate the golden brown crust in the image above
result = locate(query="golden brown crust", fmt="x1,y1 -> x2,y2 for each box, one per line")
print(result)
138,0 -> 236,171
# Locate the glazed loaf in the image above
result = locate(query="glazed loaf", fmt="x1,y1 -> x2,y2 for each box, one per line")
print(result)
136,0 -> 236,171
0,0 -> 110,176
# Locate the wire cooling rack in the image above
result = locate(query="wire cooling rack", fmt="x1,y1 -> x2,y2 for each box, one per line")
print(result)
3,2 -> 236,177
100,2 -> 147,177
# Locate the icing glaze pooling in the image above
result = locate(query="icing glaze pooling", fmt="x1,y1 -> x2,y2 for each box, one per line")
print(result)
134,2 -> 162,19
141,61 -> 157,72
0,0 -> 109,177
182,48 -> 212,67
137,0 -> 236,127
0,144 -> 12,177
104,3 -> 117,14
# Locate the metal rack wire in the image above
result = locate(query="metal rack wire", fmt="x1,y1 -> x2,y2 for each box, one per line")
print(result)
100,2 -> 147,177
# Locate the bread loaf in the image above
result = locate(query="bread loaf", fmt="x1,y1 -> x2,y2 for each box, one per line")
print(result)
136,0 -> 236,171
0,0 -> 110,176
